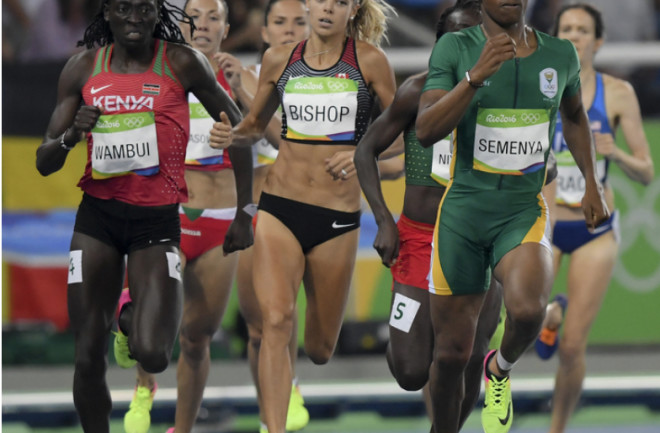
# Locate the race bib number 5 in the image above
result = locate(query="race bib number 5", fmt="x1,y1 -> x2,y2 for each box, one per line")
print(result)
91,112 -> 159,179
473,108 -> 550,175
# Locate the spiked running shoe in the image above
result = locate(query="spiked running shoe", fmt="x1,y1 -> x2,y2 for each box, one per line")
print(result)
286,384 -> 310,431
481,350 -> 513,433
124,383 -> 158,433
114,288 -> 136,368
535,294 -> 568,360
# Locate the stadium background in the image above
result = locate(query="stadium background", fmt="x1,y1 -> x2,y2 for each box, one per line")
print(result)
2,0 -> 660,431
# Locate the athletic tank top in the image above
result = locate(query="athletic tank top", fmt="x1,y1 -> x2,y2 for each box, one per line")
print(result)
277,38 -> 373,145
552,73 -> 612,207
78,40 -> 189,206
185,69 -> 233,171
404,124 -> 453,187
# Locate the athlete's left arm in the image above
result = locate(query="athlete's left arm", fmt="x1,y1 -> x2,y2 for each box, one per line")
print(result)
599,77 -> 654,185
171,45 -> 254,253
560,91 -> 610,228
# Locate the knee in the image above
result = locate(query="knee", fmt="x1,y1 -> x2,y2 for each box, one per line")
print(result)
558,335 -> 586,365
507,301 -> 545,332
388,346 -> 430,391
304,339 -> 335,365
262,309 -> 298,357
393,364 -> 429,391
432,345 -> 472,373
246,326 -> 263,351
75,352 -> 107,380
262,309 -> 294,339
178,325 -> 214,362
137,348 -> 171,373
132,338 -> 172,373
75,333 -> 108,379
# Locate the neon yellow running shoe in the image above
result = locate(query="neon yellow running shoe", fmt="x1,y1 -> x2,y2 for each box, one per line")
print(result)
286,384 -> 310,431
124,384 -> 157,433
114,289 -> 136,368
113,329 -> 137,368
481,351 -> 513,433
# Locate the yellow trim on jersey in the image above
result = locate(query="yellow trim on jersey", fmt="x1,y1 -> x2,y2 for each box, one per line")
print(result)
521,192 -> 549,245
429,167 -> 456,296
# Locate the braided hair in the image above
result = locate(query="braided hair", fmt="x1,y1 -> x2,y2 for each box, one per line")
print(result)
78,0 -> 195,48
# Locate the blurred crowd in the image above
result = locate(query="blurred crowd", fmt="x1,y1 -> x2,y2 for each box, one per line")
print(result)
4,0 -> 659,63
3,0 -> 660,114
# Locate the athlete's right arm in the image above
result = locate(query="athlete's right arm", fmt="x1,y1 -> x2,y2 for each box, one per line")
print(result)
355,75 -> 421,267
560,91 -> 610,229
216,54 -> 284,149
416,33 -> 515,147
36,51 -> 98,176
211,45 -> 289,148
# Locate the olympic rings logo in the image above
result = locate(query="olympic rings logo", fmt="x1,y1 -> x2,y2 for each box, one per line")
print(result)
327,80 -> 350,92
521,113 -> 541,124
608,174 -> 660,293
123,117 -> 145,128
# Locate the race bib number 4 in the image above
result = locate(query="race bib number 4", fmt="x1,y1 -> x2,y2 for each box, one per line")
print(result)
473,108 -> 550,175
283,76 -> 358,142
91,112 -> 159,178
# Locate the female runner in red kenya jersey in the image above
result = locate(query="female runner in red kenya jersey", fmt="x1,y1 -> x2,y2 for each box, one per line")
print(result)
35,1 -> 252,432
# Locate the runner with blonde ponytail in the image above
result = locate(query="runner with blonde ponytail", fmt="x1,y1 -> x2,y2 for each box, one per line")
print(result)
208,0 -> 398,431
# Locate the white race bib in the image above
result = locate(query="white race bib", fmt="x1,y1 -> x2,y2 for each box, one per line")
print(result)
473,108 -> 549,175
91,112 -> 159,178
389,293 -> 421,333
255,138 -> 278,165
283,77 -> 358,141
185,95 -> 224,166
430,134 -> 453,186
555,150 -> 607,207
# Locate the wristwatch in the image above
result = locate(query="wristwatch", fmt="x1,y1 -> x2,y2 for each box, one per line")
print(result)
60,129 -> 75,150
465,70 -> 484,88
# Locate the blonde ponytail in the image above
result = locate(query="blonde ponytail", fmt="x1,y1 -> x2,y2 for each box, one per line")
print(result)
347,0 -> 397,47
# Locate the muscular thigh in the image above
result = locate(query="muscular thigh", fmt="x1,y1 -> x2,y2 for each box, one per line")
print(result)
431,221 -> 490,296
563,232 -> 617,339
389,282 -> 433,359
182,244 -> 238,333
126,244 -> 183,338
495,242 -> 553,312
252,211 -> 305,313
68,232 -> 125,331
302,229 -> 359,332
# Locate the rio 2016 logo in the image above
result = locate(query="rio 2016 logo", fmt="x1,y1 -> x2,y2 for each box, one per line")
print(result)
609,174 -> 660,293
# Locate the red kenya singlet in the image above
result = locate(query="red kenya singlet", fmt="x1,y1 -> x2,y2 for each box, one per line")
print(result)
78,40 -> 190,206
